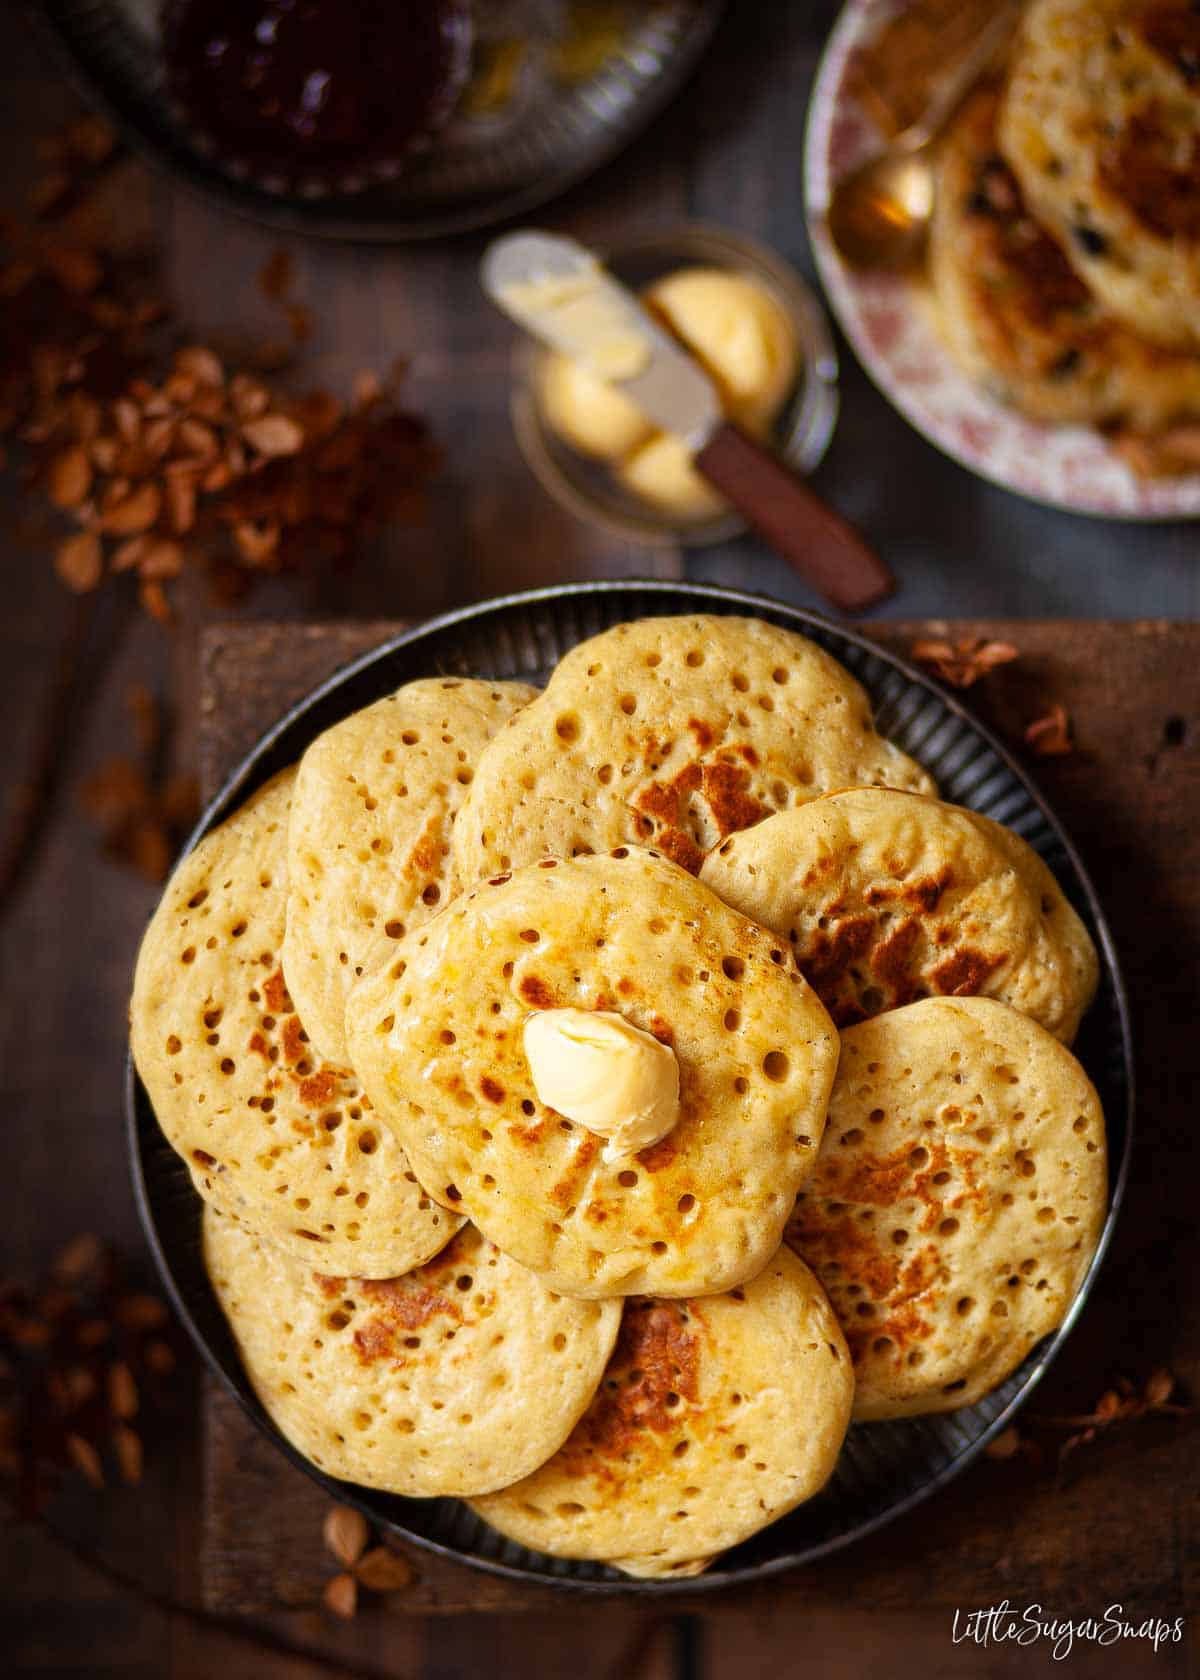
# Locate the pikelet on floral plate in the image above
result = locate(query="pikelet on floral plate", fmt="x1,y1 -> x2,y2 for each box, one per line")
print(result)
805,0 -> 1200,520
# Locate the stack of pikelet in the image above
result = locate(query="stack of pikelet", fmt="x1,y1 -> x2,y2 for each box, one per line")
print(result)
131,614 -> 1107,1577
928,0 -> 1200,478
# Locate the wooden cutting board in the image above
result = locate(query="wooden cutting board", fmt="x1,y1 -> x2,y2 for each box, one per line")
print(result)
196,618 -> 1199,1618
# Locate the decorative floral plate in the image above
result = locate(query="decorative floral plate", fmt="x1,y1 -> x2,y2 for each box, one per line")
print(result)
805,0 -> 1200,520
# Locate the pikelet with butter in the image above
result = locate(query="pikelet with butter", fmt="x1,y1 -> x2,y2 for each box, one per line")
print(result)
346,846 -> 840,1300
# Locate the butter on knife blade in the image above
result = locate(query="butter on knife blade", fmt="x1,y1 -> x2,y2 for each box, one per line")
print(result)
482,231 -> 722,449
497,262 -> 650,381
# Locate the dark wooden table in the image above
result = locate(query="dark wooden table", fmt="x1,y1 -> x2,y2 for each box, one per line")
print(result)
1,0 -> 1198,1673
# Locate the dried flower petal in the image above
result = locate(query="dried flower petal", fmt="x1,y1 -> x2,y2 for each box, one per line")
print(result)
984,1425 -> 1022,1460
106,1360 -> 139,1420
1144,1369 -> 1175,1408
144,1339 -> 176,1375
111,536 -> 149,574
66,1432 -> 104,1489
53,1233 -> 103,1283
100,481 -> 161,536
115,1292 -> 169,1332
242,414 -> 304,458
323,1503 -> 369,1568
232,519 -> 280,565
113,1423 -> 143,1487
355,1546 -> 415,1592
174,345 -> 224,387
911,636 -> 1020,689
48,445 -> 92,509
1025,704 -> 1073,757
54,530 -> 102,592
229,374 -> 271,420
323,1572 -> 358,1620
138,579 -> 172,625
138,539 -> 184,581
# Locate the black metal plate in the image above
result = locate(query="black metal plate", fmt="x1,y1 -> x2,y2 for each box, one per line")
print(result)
126,579 -> 1134,1594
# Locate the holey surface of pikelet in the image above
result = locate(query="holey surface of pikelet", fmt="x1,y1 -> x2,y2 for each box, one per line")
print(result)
788,997 -> 1107,1420
470,1246 -> 854,1577
346,847 -> 840,1299
701,788 -> 1098,1042
131,771 -> 463,1277
453,615 -> 933,884
283,678 -> 537,1066
204,1211 -> 621,1498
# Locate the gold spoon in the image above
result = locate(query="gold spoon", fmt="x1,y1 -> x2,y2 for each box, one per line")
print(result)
825,2 -> 1020,272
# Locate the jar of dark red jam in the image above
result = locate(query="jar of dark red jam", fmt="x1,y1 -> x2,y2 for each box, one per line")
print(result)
161,0 -> 473,195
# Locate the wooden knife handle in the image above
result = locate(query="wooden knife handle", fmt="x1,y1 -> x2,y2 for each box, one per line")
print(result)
695,422 -> 894,613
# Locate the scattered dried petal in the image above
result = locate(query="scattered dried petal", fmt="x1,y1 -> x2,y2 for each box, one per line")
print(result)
54,530 -> 102,592
229,374 -> 270,420
1024,704 -> 1073,757
113,1423 -> 143,1487
138,539 -> 184,580
106,1361 -> 139,1421
242,414 -> 304,457
323,1572 -> 358,1620
323,1503 -> 369,1569
111,536 -> 149,574
984,1425 -> 1022,1460
100,481 -> 161,536
174,345 -> 224,387
47,444 -> 92,509
53,1233 -> 103,1283
1144,1369 -> 1175,1408
355,1546 -> 415,1592
144,1339 -> 176,1375
177,418 -> 219,461
232,519 -> 280,565
66,1432 -> 105,1489
138,579 -> 172,626
115,1293 -> 169,1332
911,636 -> 1020,688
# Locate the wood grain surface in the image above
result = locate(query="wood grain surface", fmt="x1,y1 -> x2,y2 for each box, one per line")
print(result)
195,618 -> 1199,1638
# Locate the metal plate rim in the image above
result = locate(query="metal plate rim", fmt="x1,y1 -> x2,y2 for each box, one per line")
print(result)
126,578 -> 1134,1595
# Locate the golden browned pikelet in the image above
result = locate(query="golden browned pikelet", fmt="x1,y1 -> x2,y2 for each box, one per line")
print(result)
346,847 -> 839,1300
283,678 -> 536,1066
932,86 -> 1200,428
787,997 -> 1107,1421
1000,0 -> 1200,350
701,788 -> 1098,1043
204,1211 -> 620,1497
131,771 -> 463,1277
452,615 -> 933,885
470,1246 -> 853,1577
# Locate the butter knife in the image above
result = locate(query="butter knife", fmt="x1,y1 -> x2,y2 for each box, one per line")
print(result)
482,230 -> 893,613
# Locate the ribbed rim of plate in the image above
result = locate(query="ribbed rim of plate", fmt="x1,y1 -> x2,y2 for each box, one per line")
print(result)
126,580 -> 1134,1595
26,0 -> 724,242
803,0 -> 1200,522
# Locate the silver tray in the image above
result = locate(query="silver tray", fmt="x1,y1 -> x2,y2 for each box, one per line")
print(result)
29,0 -> 723,241
127,580 -> 1134,1594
